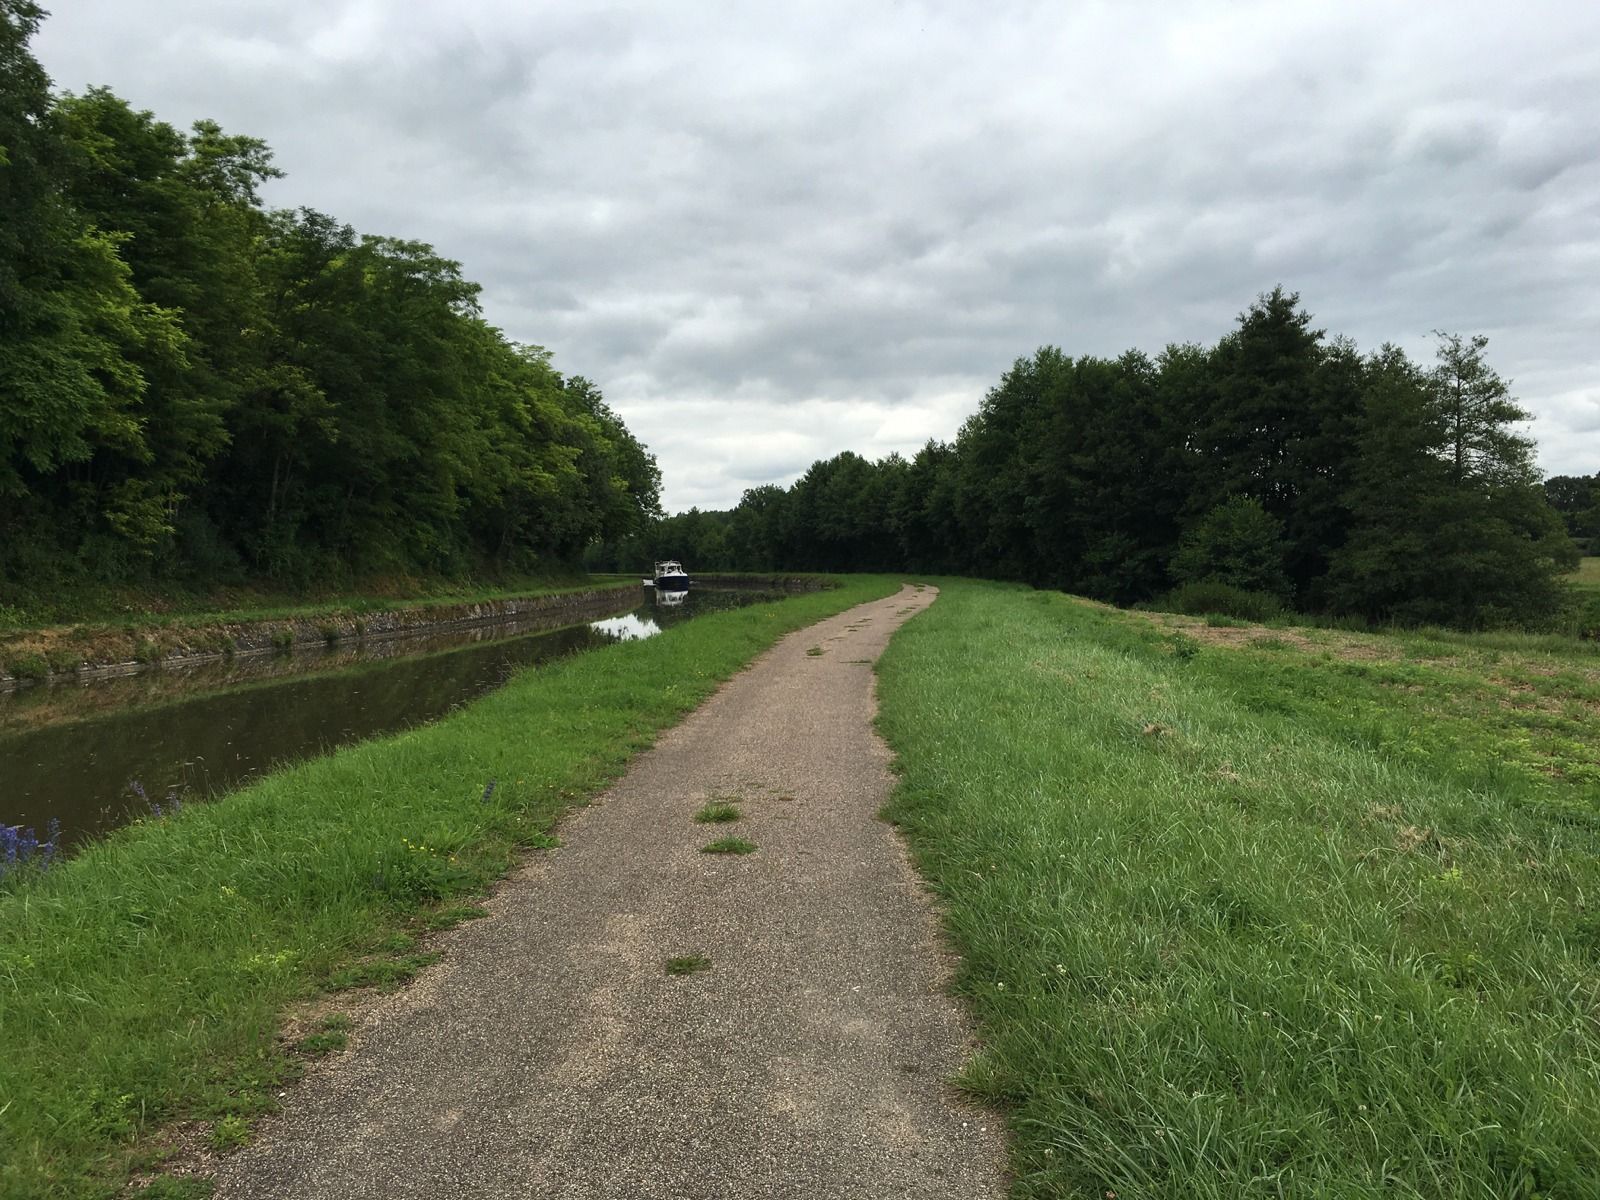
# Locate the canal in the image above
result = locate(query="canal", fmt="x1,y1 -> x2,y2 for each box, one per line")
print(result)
0,587 -> 777,852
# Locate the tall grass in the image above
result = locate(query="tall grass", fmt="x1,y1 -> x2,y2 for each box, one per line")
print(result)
0,576 -> 900,1199
877,580 -> 1600,1198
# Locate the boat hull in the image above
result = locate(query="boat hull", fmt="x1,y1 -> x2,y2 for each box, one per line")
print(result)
654,574 -> 690,592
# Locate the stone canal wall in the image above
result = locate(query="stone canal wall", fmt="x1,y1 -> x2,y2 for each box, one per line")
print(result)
0,585 -> 642,691
0,577 -> 840,691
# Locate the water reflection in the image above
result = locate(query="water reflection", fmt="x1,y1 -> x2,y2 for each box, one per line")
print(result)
590,613 -> 663,641
0,588 -> 781,851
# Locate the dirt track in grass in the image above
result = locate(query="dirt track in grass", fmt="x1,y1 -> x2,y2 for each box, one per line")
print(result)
211,583 -> 1006,1199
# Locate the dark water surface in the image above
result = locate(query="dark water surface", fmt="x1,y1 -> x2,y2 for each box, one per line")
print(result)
0,588 -> 773,850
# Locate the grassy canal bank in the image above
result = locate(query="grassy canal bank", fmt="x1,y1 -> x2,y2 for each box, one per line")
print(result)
0,575 -> 646,687
877,580 -> 1600,1198
0,576 -> 900,1199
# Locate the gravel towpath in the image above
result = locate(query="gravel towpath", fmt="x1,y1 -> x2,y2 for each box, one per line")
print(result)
213,583 -> 1007,1199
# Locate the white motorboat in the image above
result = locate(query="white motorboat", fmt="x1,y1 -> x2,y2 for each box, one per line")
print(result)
650,560 -> 691,591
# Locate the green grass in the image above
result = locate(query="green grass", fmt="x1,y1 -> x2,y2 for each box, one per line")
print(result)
664,954 -> 712,976
423,903 -> 488,931
131,1179 -> 212,1200
1569,556 -> 1600,594
295,1015 -> 352,1056
876,579 -> 1600,1199
4,652 -> 49,680
0,575 -> 899,1198
693,800 -> 742,823
700,837 -> 757,855
207,1115 -> 251,1152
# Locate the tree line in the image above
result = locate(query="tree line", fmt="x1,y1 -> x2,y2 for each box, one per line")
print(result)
1,0 -> 660,600
1546,473 -> 1600,550
597,289 -> 1583,629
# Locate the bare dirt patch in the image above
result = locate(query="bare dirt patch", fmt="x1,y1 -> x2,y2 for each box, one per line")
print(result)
1131,609 -> 1392,662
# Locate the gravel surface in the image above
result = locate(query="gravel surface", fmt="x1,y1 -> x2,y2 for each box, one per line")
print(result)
212,584 -> 1007,1198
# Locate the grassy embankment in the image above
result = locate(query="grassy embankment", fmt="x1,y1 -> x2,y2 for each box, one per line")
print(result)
877,580 -> 1600,1198
0,574 -> 649,681
1570,556 -> 1600,594
0,572 -> 620,633
0,575 -> 901,1200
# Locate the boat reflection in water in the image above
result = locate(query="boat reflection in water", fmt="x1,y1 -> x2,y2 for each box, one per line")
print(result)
652,588 -> 687,608
590,612 -> 665,641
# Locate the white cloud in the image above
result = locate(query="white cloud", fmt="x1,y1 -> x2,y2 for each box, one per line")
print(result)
34,0 -> 1600,507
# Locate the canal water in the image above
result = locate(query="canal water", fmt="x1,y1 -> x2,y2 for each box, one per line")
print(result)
0,587 -> 776,851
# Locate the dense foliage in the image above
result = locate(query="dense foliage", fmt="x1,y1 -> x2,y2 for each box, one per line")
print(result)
1546,471 -> 1600,549
0,2 -> 659,601
601,290 -> 1579,628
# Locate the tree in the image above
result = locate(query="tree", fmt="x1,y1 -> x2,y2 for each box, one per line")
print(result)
1324,347 -> 1446,618
1171,496 -> 1290,599
52,89 -> 278,564
1192,288 -> 1361,602
0,0 -> 54,311
1544,474 -> 1600,543
1432,332 -> 1537,488
1329,340 -> 1576,626
0,7 -> 187,566
1,0 -> 666,602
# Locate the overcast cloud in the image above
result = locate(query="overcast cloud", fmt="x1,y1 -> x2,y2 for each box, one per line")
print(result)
34,0 -> 1600,510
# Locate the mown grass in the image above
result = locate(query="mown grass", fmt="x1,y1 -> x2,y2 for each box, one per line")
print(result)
0,575 -> 899,1199
876,579 -> 1600,1199
1569,557 -> 1600,595
1144,612 -> 1600,797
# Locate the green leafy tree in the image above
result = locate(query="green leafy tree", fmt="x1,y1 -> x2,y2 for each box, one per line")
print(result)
1324,347 -> 1444,618
1544,474 -> 1600,543
0,7 -> 186,567
1330,339 -> 1575,625
53,89 -> 278,564
1194,288 -> 1360,600
1432,332 -> 1536,487
725,484 -> 788,570
1171,495 -> 1290,599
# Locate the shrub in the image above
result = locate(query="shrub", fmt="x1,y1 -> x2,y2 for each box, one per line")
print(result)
1162,581 -> 1283,623
1172,496 -> 1290,599
1575,594 -> 1600,641
46,649 -> 82,673
5,653 -> 50,681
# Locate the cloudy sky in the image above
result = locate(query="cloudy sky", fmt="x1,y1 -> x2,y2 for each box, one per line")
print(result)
33,0 -> 1600,511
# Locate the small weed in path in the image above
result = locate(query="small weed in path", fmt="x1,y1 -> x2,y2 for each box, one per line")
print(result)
327,952 -> 440,992
424,903 -> 489,931
208,1115 -> 251,1151
136,1178 -> 214,1199
296,1014 -> 352,1056
701,837 -> 757,855
694,800 -> 741,823
665,954 -> 712,976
